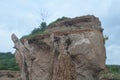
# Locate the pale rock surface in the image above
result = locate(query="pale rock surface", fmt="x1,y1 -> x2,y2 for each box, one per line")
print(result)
12,15 -> 106,80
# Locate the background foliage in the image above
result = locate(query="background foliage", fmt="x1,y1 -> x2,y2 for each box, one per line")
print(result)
0,52 -> 19,71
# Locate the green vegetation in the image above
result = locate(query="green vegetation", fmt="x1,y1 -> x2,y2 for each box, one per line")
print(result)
0,52 -> 19,71
21,22 -> 48,39
104,35 -> 109,41
107,65 -> 120,73
21,17 -> 70,39
48,16 -> 70,26
53,16 -> 70,22
100,65 -> 120,80
31,22 -> 47,34
21,31 -> 48,39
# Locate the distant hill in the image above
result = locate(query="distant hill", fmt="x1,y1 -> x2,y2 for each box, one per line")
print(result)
0,52 -> 19,71
99,65 -> 120,80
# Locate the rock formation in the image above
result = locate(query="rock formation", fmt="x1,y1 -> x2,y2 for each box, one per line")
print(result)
12,15 -> 106,80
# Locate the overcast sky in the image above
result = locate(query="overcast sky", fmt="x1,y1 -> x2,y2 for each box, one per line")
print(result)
0,0 -> 120,65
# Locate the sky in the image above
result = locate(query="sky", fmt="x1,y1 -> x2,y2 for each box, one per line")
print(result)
0,0 -> 120,65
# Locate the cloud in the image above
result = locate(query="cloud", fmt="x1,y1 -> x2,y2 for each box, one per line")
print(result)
106,44 -> 120,64
0,25 -> 14,52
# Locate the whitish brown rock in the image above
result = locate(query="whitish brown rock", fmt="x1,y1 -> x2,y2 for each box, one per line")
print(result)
12,15 -> 106,80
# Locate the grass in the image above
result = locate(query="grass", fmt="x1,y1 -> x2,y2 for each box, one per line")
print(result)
21,31 -> 48,39
99,65 -> 120,80
48,16 -> 70,26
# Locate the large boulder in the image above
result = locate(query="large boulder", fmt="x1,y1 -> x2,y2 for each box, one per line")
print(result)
12,15 -> 106,80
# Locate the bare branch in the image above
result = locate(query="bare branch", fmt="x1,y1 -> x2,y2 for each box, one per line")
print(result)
40,9 -> 49,22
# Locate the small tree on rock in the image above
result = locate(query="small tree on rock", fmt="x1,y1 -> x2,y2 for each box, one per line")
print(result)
39,9 -> 48,31
31,9 -> 48,35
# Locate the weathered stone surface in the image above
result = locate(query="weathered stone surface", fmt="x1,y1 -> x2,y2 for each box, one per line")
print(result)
46,15 -> 103,33
12,15 -> 106,80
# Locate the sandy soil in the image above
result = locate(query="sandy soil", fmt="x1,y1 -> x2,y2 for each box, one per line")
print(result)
0,70 -> 19,80
0,76 -> 18,80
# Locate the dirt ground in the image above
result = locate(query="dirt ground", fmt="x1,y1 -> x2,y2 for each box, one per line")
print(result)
0,70 -> 19,80
0,76 -> 18,80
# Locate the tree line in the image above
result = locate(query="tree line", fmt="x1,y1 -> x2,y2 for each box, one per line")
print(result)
0,52 -> 19,71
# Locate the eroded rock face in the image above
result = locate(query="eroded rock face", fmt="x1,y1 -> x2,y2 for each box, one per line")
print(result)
12,15 -> 106,80
46,15 -> 103,33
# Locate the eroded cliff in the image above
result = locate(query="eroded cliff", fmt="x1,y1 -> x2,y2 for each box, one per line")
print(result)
12,15 -> 106,80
